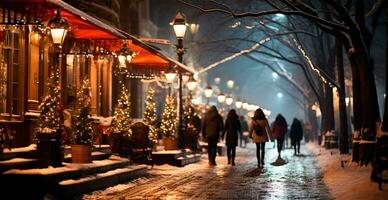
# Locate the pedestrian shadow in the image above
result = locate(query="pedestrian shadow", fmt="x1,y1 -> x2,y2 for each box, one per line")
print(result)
294,154 -> 313,157
270,157 -> 287,166
243,168 -> 264,177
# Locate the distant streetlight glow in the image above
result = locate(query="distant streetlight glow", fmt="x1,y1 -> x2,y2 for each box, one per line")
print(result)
235,100 -> 243,109
214,77 -> 221,84
277,92 -> 283,98
227,80 -> 234,89
272,72 -> 279,79
204,85 -> 213,98
242,102 -> 248,110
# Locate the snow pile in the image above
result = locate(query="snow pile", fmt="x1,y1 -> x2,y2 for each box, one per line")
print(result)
4,155 -> 129,175
305,142 -> 388,199
59,168 -> 133,185
0,158 -> 36,164
4,165 -> 77,175
82,177 -> 150,199
3,144 -> 36,153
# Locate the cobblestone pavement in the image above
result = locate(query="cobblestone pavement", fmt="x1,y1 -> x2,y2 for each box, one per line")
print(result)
87,143 -> 331,200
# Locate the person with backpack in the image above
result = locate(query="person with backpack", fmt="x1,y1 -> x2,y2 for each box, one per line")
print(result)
222,109 -> 241,166
249,108 -> 272,168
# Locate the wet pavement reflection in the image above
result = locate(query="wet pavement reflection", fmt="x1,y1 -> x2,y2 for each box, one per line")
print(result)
93,143 -> 331,200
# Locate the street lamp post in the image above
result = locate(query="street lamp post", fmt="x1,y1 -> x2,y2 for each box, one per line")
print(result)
171,12 -> 188,150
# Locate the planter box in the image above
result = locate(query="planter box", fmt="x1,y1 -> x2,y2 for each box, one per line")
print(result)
163,138 -> 177,150
71,145 -> 92,163
36,129 -> 63,167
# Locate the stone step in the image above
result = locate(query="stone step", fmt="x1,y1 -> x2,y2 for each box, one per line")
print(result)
0,145 -> 37,161
56,165 -> 148,198
0,156 -> 134,199
176,154 -> 201,167
0,158 -> 38,173
152,150 -> 201,167
63,151 -> 111,162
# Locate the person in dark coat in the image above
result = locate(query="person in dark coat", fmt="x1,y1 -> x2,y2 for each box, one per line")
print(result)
202,106 -> 224,166
271,114 -> 288,158
222,109 -> 241,165
239,115 -> 249,147
290,118 -> 303,155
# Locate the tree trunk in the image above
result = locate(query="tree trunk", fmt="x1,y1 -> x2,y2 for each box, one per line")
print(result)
382,11 -> 388,132
336,39 -> 349,154
324,83 -> 335,132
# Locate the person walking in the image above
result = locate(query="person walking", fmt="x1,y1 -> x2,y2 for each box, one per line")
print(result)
222,109 -> 241,165
239,115 -> 249,148
249,108 -> 272,168
271,114 -> 288,159
202,106 -> 224,166
290,118 -> 303,155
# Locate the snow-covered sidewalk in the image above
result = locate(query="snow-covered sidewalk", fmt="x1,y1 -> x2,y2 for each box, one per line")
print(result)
305,142 -> 388,200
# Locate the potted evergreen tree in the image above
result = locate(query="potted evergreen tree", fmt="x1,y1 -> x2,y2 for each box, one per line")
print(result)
160,95 -> 178,150
110,84 -> 132,156
71,78 -> 93,163
36,67 -> 63,167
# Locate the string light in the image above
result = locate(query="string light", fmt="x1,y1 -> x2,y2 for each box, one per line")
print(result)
292,38 -> 328,84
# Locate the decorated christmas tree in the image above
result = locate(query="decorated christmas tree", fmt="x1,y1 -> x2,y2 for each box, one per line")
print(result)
73,78 -> 93,145
160,95 -> 177,138
38,67 -> 62,133
143,87 -> 158,143
110,84 -> 132,137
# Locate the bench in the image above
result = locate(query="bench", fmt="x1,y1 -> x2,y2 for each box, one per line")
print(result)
129,122 -> 153,165
371,135 -> 388,190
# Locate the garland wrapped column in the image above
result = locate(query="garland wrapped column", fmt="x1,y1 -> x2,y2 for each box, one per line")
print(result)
160,95 -> 178,139
143,87 -> 158,144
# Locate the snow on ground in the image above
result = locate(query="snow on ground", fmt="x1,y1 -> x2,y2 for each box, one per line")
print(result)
305,142 -> 388,200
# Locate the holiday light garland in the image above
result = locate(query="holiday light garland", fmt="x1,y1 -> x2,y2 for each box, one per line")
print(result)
111,84 -> 132,137
184,97 -> 194,127
160,95 -> 178,138
38,67 -> 62,133
143,87 -> 158,143
73,78 -> 93,145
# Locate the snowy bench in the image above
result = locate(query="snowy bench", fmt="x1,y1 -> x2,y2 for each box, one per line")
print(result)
371,136 -> 388,190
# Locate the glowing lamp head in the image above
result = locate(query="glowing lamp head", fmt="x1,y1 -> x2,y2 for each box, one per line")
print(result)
235,100 -> 243,109
217,93 -> 226,103
187,76 -> 197,91
48,10 -> 69,45
225,96 -> 233,105
227,80 -> 234,89
164,69 -> 177,83
204,85 -> 213,98
242,102 -> 248,110
170,12 -> 188,39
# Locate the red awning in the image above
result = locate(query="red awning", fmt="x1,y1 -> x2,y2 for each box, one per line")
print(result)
0,0 -> 194,73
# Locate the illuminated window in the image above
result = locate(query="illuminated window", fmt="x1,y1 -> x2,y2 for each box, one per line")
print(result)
0,28 -> 22,116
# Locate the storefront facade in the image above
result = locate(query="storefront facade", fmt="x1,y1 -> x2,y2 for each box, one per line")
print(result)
0,0 -> 192,148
